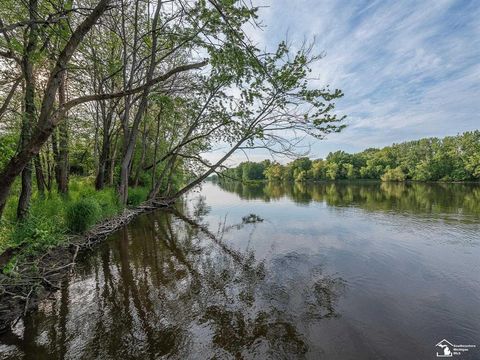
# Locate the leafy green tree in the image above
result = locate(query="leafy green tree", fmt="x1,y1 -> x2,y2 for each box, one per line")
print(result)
242,162 -> 266,181
381,167 -> 406,182
308,160 -> 327,180
264,163 -> 284,182
326,162 -> 339,180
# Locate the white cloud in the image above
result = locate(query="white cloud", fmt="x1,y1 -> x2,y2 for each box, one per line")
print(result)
206,0 -> 480,162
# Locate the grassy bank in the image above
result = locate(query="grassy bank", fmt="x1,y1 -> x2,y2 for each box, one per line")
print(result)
0,177 -> 150,273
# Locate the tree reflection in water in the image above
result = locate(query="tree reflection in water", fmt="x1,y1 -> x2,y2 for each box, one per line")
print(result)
217,180 -> 480,218
1,197 -> 345,360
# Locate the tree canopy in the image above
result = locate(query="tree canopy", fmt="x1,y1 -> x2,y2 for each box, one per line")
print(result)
219,131 -> 480,182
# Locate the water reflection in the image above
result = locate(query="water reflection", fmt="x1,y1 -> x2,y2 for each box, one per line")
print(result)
2,182 -> 479,359
0,198 -> 345,359
216,180 -> 480,218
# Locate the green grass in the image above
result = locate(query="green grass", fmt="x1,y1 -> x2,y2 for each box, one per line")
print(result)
127,186 -> 149,206
0,177 -> 149,269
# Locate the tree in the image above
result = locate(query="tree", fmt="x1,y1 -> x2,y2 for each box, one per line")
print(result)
381,167 -> 406,182
264,163 -> 284,182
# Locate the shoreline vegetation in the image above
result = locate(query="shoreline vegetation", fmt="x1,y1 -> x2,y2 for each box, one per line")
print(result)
0,178 -> 156,276
215,131 -> 480,184
212,178 -> 480,185
0,184 -> 173,333
0,181 -> 173,332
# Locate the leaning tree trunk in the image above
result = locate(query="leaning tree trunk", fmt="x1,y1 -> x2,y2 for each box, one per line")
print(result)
118,0 -> 161,205
173,136 -> 249,199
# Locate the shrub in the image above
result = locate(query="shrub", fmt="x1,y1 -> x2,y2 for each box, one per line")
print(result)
381,167 -> 406,182
66,198 -> 101,233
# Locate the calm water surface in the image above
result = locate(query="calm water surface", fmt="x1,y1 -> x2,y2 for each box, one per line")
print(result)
1,181 -> 479,359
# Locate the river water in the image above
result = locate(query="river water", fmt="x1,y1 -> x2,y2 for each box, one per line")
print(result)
1,181 -> 479,359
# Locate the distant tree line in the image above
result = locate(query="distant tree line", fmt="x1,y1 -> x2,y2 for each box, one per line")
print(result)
219,131 -> 480,182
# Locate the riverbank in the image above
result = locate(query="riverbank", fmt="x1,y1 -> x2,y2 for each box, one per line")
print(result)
0,178 -> 153,258
0,195 -> 174,333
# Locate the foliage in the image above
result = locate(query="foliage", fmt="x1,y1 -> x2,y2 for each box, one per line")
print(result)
381,167 -> 406,182
127,187 -> 149,206
221,131 -> 480,182
0,177 -> 148,260
11,214 -> 65,253
0,0 -> 346,228
0,133 -> 17,169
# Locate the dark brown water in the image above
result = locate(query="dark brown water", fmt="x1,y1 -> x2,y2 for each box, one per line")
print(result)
1,181 -> 479,359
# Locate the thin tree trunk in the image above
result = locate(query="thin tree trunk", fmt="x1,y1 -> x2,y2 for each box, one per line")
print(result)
34,155 -> 46,195
107,134 -> 118,186
17,0 -> 38,220
118,0 -> 161,205
95,102 -> 114,189
95,137 -> 109,189
57,72 -> 69,194
133,122 -> 148,187
150,111 -> 161,194
42,149 -> 53,192
51,129 -> 61,186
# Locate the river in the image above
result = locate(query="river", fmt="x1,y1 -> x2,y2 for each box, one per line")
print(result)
1,181 -> 479,359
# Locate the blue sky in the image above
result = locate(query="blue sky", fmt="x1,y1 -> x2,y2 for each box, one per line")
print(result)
209,0 -> 480,164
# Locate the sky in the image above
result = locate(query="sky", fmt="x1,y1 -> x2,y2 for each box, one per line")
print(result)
206,0 -> 480,165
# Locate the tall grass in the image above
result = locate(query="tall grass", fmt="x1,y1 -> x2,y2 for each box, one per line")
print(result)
66,198 -> 101,233
127,187 -> 149,206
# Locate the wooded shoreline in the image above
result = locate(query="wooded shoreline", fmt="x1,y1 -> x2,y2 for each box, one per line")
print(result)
219,131 -> 480,183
